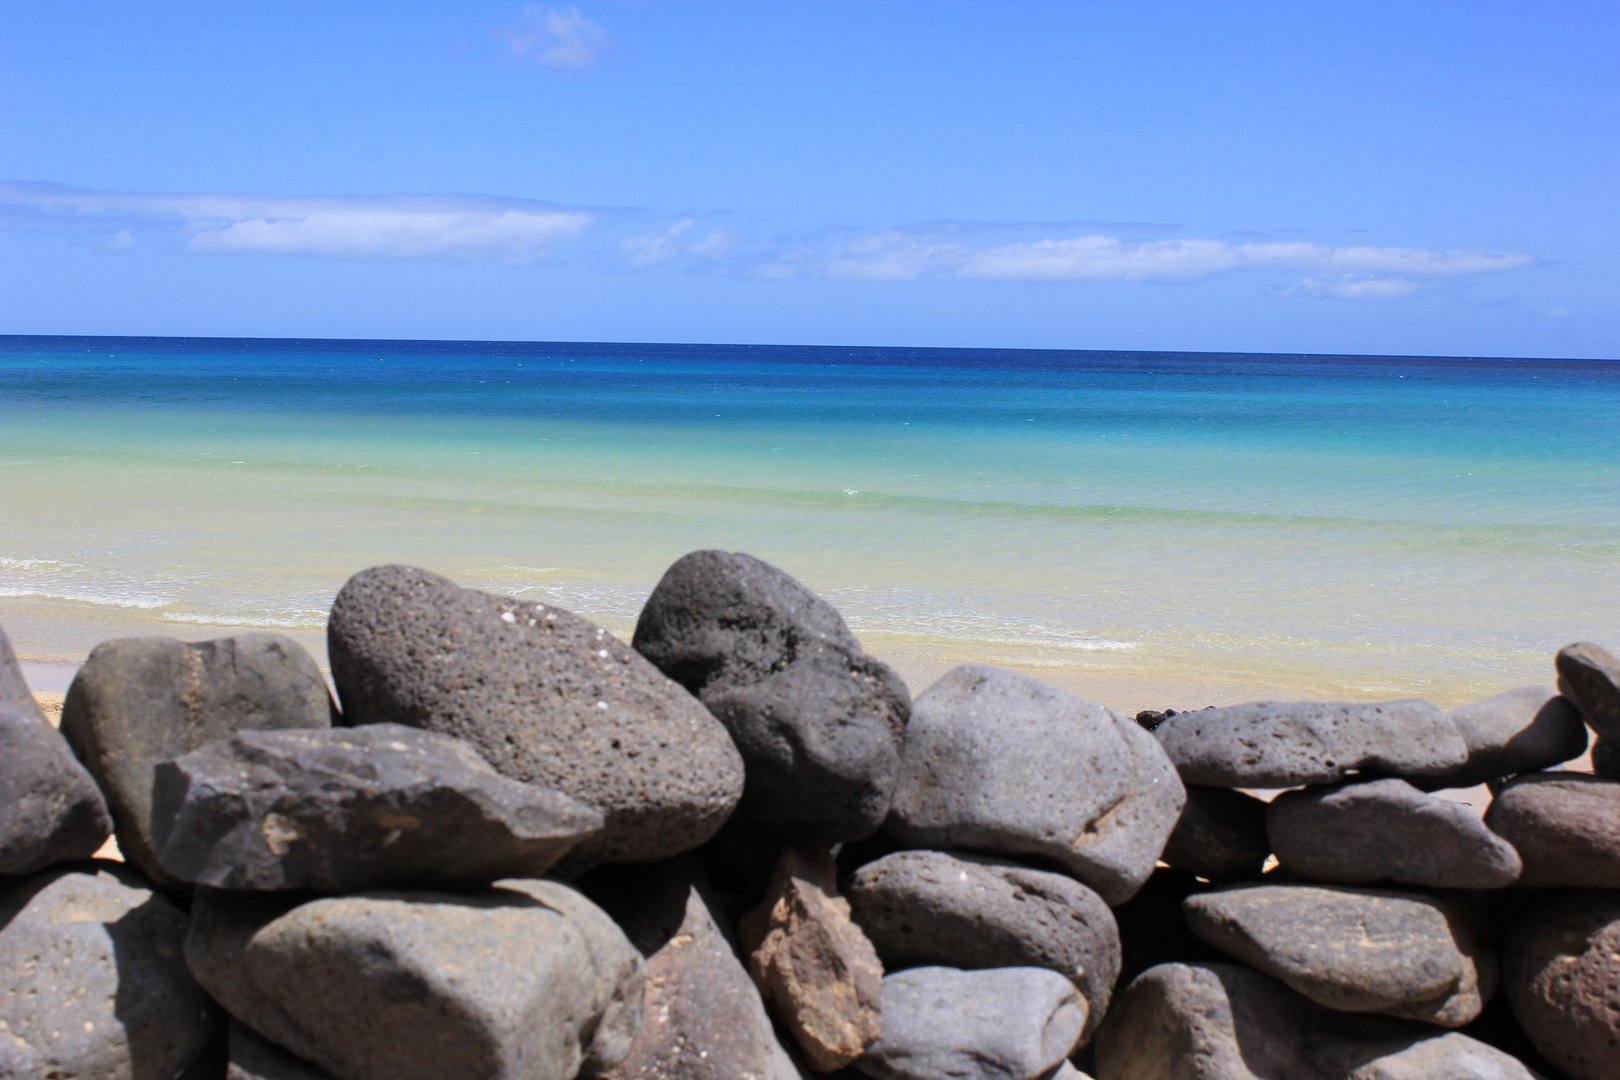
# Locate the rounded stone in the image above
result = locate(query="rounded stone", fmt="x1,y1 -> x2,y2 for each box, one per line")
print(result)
1418,686 -> 1588,789
1503,889 -> 1620,1080
1484,773 -> 1620,888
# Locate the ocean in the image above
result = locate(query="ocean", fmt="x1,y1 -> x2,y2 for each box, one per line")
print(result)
2,335 -> 1616,709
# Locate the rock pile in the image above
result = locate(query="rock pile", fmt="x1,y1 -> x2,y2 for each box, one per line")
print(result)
1,556 -> 1617,1079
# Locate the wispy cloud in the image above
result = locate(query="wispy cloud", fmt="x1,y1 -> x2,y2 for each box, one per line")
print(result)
620,218 -> 739,268
500,6 -> 611,71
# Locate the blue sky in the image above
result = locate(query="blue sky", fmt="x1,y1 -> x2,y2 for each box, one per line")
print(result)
1,0 -> 1615,357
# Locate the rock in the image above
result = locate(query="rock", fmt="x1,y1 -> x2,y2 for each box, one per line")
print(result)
855,966 -> 1085,1080
60,633 -> 333,887
0,704 -> 112,875
1094,962 -> 1315,1079
1419,687 -> 1587,788
228,1022 -> 335,1080
633,550 -> 911,844
328,564 -> 743,863
845,849 -> 1119,1042
885,665 -> 1185,905
1484,774 -> 1620,887
1304,1013 -> 1544,1079
150,723 -> 602,891
1266,778 -> 1521,889
1503,889 -> 1620,1080
740,847 -> 883,1070
1595,737 -> 1620,779
1183,884 -> 1495,1027
1154,699 -> 1466,787
0,864 -> 217,1079
186,878 -> 644,1080
1160,786 -> 1270,883
1556,641 -> 1620,742
0,623 -> 46,722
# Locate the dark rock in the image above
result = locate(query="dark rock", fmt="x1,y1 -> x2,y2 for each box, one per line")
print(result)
633,550 -> 910,844
1267,778 -> 1521,889
1419,687 -> 1587,789
885,665 -> 1185,905
855,966 -> 1085,1080
186,878 -> 643,1080
1556,641 -> 1620,742
0,704 -> 112,875
1183,884 -> 1495,1027
1503,889 -> 1620,1080
845,849 -> 1119,1042
1484,774 -> 1620,887
1595,737 -> 1620,779
0,623 -> 46,722
1304,1012 -> 1543,1079
1154,699 -> 1466,787
1133,709 -> 1169,732
228,1022 -> 334,1080
0,864 -> 217,1079
1112,869 -> 1225,986
1161,786 -> 1270,882
328,564 -> 743,863
60,633 -> 332,887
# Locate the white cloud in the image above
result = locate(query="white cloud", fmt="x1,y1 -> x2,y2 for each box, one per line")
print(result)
1294,275 -> 1423,301
620,218 -> 739,268
502,6 -> 611,71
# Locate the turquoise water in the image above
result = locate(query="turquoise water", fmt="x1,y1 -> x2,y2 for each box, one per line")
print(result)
2,336 -> 1616,704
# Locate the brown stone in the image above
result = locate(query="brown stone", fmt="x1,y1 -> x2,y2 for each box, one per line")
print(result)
1556,641 -> 1620,742
1484,774 -> 1620,888
1504,889 -> 1620,1080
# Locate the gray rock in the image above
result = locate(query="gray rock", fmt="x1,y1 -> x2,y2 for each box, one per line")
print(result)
0,622 -> 46,722
328,564 -> 743,863
885,666 -> 1185,905
151,723 -> 602,891
1160,786 -> 1270,882
1183,884 -> 1495,1027
0,703 -> 112,875
228,1022 -> 334,1080
856,966 -> 1085,1080
1267,778 -> 1522,889
1595,737 -> 1620,779
186,878 -> 643,1080
1304,1014 -> 1543,1079
846,849 -> 1119,1042
1484,774 -> 1620,887
1419,687 -> 1587,789
0,864 -> 217,1080
633,550 -> 911,844
1154,699 -> 1466,787
60,633 -> 333,887
1503,890 -> 1620,1080
1556,641 -> 1620,742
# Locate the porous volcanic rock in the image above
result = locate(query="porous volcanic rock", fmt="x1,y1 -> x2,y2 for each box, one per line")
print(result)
1154,700 -> 1466,787
885,665 -> 1185,905
328,564 -> 743,863
59,632 -> 332,887
1556,641 -> 1620,742
1484,774 -> 1620,888
845,849 -> 1119,1042
1267,778 -> 1521,889
1304,1014 -> 1543,1080
1160,786 -> 1270,883
151,723 -> 602,891
632,550 -> 911,843
1418,686 -> 1587,789
0,704 -> 111,875
1503,889 -> 1620,1080
0,865 -> 217,1080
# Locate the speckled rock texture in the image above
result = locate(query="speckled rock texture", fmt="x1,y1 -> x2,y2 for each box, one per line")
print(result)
151,723 -> 602,891
59,632 -> 333,888
1484,774 -> 1620,888
633,550 -> 911,844
1418,686 -> 1587,789
0,703 -> 111,875
0,864 -> 217,1080
1154,699 -> 1466,787
1556,641 -> 1620,742
1503,889 -> 1620,1080
1303,1014 -> 1543,1079
845,849 -> 1119,1042
886,665 -> 1185,905
328,565 -> 744,864
1160,786 -> 1270,883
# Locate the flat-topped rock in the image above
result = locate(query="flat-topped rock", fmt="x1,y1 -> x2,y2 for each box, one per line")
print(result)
886,665 -> 1185,905
1266,778 -> 1521,889
1556,641 -> 1620,742
0,704 -> 111,876
1419,686 -> 1587,789
151,723 -> 602,891
1160,786 -> 1270,883
328,565 -> 744,863
1182,884 -> 1495,1027
1154,699 -> 1465,788
1484,773 -> 1620,887
1503,890 -> 1620,1080
633,550 -> 910,843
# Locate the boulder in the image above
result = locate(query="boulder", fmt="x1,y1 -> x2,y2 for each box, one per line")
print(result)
59,633 -> 332,887
1154,700 -> 1466,787
1484,774 -> 1620,888
1183,884 -> 1495,1027
151,723 -> 602,891
885,666 -> 1185,905
1556,641 -> 1620,742
845,849 -> 1119,1042
1503,889 -> 1620,1080
0,864 -> 217,1079
228,1022 -> 334,1080
1304,1013 -> 1543,1079
1267,778 -> 1521,889
0,704 -> 112,875
1419,687 -> 1587,789
633,550 -> 910,843
1160,786 -> 1270,883
0,623 -> 47,722
327,565 -> 743,863
855,966 -> 1085,1080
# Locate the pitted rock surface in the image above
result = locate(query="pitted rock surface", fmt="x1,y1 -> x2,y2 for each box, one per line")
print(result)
846,849 -> 1119,1042
60,632 -> 333,887
151,723 -> 602,891
633,550 -> 911,843
1154,699 -> 1466,787
1267,778 -> 1521,889
1484,774 -> 1620,888
1503,890 -> 1620,1080
885,665 -> 1185,905
328,565 -> 744,863
1555,641 -> 1620,742
1418,686 -> 1587,789
1160,786 -> 1270,883
0,704 -> 111,875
